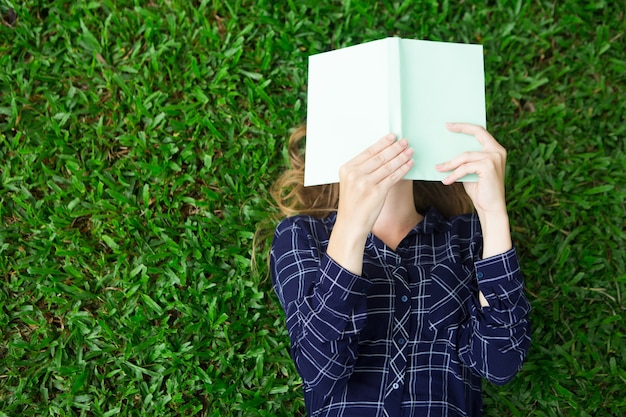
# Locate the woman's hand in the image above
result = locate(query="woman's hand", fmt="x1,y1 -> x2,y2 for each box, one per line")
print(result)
337,134 -> 414,234
327,134 -> 414,275
436,123 -> 507,215
436,123 -> 512,261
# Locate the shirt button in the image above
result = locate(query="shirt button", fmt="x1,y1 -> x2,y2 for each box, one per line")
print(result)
477,271 -> 484,279
401,295 -> 408,303
398,337 -> 405,345
393,383 -> 399,390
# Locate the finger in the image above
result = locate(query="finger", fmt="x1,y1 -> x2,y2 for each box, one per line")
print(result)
338,140 -> 412,187
353,144 -> 413,185
446,122 -> 498,149
369,146 -> 414,183
377,156 -> 414,188
441,160 -> 484,185
349,133 -> 396,166
436,151 -> 486,173
441,155 -> 505,185
359,138 -> 410,174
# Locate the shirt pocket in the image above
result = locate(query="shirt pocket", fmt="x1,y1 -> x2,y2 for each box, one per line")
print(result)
427,261 -> 473,334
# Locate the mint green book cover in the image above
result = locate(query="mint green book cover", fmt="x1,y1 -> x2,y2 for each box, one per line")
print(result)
305,37 -> 485,186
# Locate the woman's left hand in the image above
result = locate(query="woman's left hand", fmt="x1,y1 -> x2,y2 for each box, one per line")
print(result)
435,123 -> 508,215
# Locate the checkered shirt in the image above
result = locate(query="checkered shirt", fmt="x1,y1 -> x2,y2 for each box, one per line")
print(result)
270,209 -> 531,417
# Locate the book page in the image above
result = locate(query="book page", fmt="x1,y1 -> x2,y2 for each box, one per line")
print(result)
305,39 -> 391,186
400,39 -> 485,182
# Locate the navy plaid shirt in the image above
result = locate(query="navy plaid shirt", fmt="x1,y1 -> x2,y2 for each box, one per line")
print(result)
270,208 -> 531,417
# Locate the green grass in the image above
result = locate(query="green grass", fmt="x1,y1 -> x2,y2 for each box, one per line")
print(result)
0,0 -> 624,416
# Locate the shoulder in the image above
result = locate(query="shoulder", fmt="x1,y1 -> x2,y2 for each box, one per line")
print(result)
272,212 -> 337,255
270,213 -> 338,290
274,212 -> 336,240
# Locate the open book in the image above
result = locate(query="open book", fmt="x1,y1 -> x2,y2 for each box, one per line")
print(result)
304,37 -> 486,186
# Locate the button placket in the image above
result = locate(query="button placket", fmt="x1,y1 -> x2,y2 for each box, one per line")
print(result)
387,262 -> 410,400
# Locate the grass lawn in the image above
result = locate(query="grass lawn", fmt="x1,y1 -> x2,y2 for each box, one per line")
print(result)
1,0 -> 624,415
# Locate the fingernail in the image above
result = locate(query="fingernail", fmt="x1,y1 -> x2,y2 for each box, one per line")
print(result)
386,134 -> 395,141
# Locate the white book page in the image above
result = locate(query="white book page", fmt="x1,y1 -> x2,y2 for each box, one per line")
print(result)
305,39 -> 391,186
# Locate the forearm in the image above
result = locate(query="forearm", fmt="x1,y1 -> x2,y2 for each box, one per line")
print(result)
281,255 -> 370,399
326,217 -> 369,276
291,322 -> 361,398
475,209 -> 513,307
457,314 -> 531,385
459,248 -> 532,384
476,209 -> 512,259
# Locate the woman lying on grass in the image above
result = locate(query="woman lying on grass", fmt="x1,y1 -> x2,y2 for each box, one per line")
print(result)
269,123 -> 531,417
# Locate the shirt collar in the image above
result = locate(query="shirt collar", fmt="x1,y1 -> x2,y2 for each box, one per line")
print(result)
414,207 -> 452,235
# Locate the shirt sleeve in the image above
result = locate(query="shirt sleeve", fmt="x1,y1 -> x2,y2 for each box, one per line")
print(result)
455,247 -> 532,385
270,217 -> 371,400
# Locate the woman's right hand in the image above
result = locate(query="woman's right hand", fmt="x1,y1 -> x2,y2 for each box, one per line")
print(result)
327,134 -> 414,275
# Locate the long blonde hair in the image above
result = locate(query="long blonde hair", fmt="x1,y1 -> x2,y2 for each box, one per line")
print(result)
271,125 -> 475,219
252,125 -> 475,277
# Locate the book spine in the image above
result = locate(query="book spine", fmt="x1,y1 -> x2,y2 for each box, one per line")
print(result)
387,37 -> 402,137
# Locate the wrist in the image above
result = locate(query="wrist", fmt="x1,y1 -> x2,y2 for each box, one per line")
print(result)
326,218 -> 369,276
476,207 -> 509,228
477,209 -> 513,259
